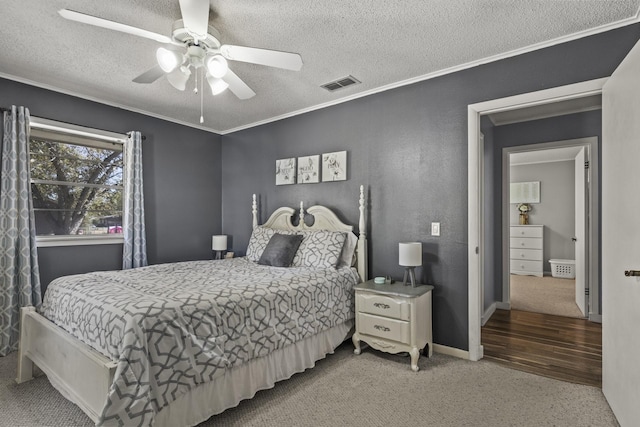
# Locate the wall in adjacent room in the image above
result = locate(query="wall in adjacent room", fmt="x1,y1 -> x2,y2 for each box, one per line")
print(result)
510,160 -> 576,269
0,78 -> 223,294
221,25 -> 637,351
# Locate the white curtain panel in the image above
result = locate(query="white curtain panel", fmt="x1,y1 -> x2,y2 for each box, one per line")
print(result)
122,131 -> 148,269
0,106 -> 42,356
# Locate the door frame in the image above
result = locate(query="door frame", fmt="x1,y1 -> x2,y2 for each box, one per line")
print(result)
501,138 -> 600,320
467,77 -> 607,361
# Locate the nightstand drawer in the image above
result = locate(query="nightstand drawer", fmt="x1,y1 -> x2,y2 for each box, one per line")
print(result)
356,293 -> 410,321
358,313 -> 410,344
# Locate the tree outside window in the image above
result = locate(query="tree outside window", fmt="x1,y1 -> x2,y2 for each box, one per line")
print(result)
29,134 -> 123,236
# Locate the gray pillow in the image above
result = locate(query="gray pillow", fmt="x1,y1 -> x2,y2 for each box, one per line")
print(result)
258,233 -> 304,267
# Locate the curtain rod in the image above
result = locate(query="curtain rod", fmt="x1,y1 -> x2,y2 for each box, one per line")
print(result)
1,107 -> 146,140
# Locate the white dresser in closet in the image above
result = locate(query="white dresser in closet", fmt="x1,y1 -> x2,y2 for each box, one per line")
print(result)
510,225 -> 544,277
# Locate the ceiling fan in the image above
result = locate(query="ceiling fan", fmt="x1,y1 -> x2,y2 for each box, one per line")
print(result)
58,0 -> 303,103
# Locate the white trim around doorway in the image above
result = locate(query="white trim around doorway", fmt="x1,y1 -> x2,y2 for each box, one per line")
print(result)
467,77 -> 607,361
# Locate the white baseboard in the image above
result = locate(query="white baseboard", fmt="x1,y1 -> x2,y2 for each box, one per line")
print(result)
589,313 -> 602,323
496,301 -> 511,310
433,343 -> 471,360
482,303 -> 497,326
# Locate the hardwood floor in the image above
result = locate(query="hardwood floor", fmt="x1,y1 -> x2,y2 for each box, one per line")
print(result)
482,309 -> 602,387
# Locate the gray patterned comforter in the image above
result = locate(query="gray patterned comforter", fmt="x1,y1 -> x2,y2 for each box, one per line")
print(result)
39,257 -> 359,426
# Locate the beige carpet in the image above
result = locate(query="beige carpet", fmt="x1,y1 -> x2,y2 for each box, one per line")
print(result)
510,274 -> 584,318
1,342 -> 619,427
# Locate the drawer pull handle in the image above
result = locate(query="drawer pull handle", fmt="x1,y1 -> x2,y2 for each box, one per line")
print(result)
521,242 -> 525,246
521,254 -> 525,257
374,325 -> 390,332
373,303 -> 390,309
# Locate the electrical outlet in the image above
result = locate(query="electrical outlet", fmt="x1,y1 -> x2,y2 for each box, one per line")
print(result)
431,222 -> 440,236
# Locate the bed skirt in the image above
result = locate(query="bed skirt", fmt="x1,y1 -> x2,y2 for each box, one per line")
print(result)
153,319 -> 354,427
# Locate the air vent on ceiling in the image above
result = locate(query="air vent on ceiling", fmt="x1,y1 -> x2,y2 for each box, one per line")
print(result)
321,75 -> 361,91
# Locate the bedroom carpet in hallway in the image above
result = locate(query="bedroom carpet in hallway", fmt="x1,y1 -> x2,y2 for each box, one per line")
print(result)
510,274 -> 584,318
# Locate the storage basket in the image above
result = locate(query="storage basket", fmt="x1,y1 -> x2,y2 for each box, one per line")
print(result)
549,259 -> 575,279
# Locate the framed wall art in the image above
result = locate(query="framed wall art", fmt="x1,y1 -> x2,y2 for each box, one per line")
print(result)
322,150 -> 347,182
275,157 -> 297,185
510,181 -> 540,204
297,155 -> 320,183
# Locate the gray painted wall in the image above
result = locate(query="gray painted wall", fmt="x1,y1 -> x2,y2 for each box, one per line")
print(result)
510,160 -> 576,270
221,25 -> 634,351
0,79 -> 223,294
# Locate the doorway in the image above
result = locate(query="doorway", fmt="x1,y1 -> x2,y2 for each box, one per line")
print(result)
503,139 -> 600,321
467,77 -> 607,361
469,81 -> 601,388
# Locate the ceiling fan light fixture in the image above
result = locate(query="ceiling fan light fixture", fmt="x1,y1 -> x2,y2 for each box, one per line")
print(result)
156,47 -> 183,73
206,74 -> 229,95
206,55 -> 228,79
166,66 -> 191,90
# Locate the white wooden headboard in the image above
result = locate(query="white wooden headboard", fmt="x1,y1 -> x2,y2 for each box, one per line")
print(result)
251,185 -> 368,281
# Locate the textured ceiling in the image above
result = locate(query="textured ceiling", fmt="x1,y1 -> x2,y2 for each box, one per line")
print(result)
1,1 -> 639,134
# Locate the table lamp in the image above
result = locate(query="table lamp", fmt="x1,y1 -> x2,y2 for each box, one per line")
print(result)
399,242 -> 422,287
212,235 -> 228,259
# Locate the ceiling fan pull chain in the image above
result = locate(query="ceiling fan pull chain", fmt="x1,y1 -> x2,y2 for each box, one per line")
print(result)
200,68 -> 205,124
194,66 -> 198,94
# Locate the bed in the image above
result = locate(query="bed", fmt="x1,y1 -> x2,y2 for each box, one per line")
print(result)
15,186 -> 368,427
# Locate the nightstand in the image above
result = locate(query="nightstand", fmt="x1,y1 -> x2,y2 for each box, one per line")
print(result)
352,280 -> 433,371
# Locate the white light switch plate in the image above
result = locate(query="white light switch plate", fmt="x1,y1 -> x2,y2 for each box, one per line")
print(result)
431,222 -> 440,236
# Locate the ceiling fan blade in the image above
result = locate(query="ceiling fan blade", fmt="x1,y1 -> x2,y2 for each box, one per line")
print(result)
133,65 -> 166,84
220,45 -> 303,71
58,9 -> 173,44
222,69 -> 256,100
178,0 -> 209,41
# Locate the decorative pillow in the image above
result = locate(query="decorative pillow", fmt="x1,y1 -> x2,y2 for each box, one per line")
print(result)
291,230 -> 347,268
258,234 -> 304,267
246,226 -> 276,262
338,232 -> 358,268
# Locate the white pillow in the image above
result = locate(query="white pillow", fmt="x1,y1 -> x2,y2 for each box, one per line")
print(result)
245,226 -> 276,262
291,230 -> 347,268
338,232 -> 358,268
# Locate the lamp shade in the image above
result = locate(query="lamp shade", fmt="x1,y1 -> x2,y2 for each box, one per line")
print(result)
206,74 -> 229,95
212,235 -> 228,251
206,54 -> 228,79
399,242 -> 422,267
166,66 -> 191,91
156,47 -> 182,73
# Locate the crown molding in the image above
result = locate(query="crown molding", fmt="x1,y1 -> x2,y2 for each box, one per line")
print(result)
221,14 -> 640,134
0,72 -> 224,135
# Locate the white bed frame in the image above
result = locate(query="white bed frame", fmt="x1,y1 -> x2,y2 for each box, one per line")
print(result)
16,186 -> 368,425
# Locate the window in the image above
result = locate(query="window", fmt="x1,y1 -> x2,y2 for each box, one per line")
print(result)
29,118 -> 127,245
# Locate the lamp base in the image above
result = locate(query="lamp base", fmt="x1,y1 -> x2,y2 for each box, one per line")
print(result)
214,250 -> 225,260
402,267 -> 417,287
